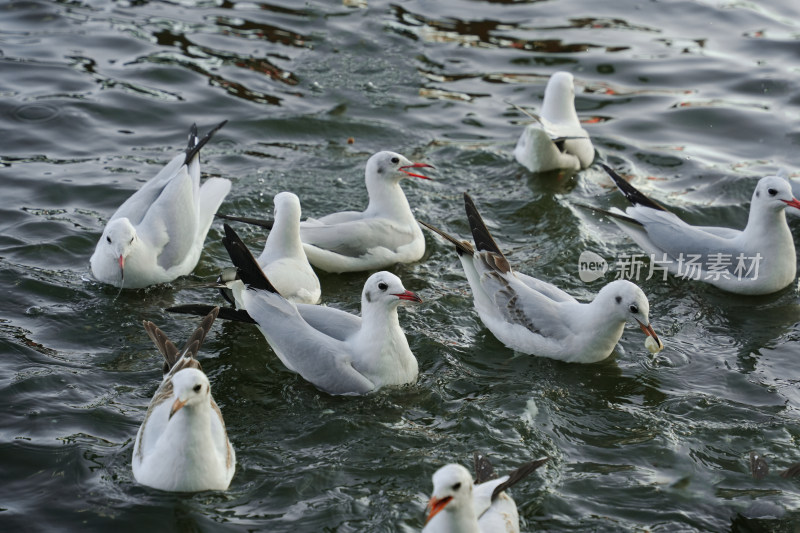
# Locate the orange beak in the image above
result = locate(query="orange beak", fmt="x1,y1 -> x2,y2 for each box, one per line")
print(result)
393,290 -> 422,303
399,162 -> 434,180
637,319 -> 663,350
169,398 -> 187,419
425,495 -> 453,524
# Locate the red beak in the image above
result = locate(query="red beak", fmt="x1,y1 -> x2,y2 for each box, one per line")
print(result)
399,162 -> 434,180
425,495 -> 453,524
782,198 -> 800,210
118,255 -> 125,282
636,319 -> 663,350
393,290 -> 422,303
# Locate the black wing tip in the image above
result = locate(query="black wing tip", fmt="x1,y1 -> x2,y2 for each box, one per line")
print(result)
166,304 -> 257,325
573,202 -> 644,227
184,120 -> 229,165
473,452 -> 498,484
601,164 -> 667,212
221,223 -> 279,294
462,192 -> 506,258
490,456 -> 550,501
419,220 -> 474,257
215,213 -> 275,230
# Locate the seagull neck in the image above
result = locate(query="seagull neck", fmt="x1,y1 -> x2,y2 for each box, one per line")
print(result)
435,507 -> 480,533
264,212 -> 304,259
364,179 -> 414,221
542,99 -> 578,125
165,402 -> 215,460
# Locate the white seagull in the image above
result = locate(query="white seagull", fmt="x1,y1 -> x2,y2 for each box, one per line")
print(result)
513,71 -> 594,173
219,191 -> 321,306
218,151 -> 433,273
132,307 -> 236,492
423,453 -> 549,533
592,164 -> 800,295
169,223 -> 422,396
90,121 -> 232,288
421,193 -> 662,363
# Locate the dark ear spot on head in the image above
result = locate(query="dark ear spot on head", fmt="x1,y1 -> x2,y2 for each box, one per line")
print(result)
615,296 -> 622,304
365,291 -> 372,303
756,191 -> 760,198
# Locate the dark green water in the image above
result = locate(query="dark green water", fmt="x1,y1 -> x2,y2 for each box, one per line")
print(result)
2,0 -> 800,531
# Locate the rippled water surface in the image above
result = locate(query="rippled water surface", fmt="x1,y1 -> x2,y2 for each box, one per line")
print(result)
3,0 -> 800,531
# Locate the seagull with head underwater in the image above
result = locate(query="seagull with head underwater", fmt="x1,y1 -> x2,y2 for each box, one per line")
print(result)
218,151 -> 433,273
588,164 -> 800,295
420,193 -> 662,363
169,223 -> 422,396
90,121 -> 231,289
423,453 -> 549,533
218,191 -> 321,306
513,71 -> 595,174
133,307 -> 236,492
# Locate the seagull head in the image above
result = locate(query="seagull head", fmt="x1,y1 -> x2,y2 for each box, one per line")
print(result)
169,368 -> 212,420
362,271 -> 422,309
600,280 -> 662,350
541,71 -> 580,125
752,175 -> 800,212
366,151 -> 434,184
425,464 -> 474,525
273,191 -> 302,221
100,217 -> 138,283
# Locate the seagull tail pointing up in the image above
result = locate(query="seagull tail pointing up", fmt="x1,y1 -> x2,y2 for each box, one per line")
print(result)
601,164 -> 669,212
463,193 -> 512,274
184,120 -> 228,166
488,456 -> 550,501
222,223 -> 279,293
418,220 -> 475,257
215,213 -> 275,230
142,307 -> 219,374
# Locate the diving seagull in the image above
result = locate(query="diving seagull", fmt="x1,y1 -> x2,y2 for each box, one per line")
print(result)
421,193 -> 662,363
423,453 -> 549,533
90,121 -> 231,288
218,191 -> 321,306
132,307 -> 236,492
218,150 -> 433,273
589,164 -> 800,295
513,71 -> 595,173
168,223 -> 422,396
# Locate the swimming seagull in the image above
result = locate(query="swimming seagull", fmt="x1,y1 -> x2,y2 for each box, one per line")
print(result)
218,151 -> 433,273
423,453 -> 549,533
420,193 -> 662,363
90,121 -> 231,288
132,307 -> 236,492
168,223 -> 422,396
218,191 -> 321,306
588,164 -> 800,295
513,71 -> 595,173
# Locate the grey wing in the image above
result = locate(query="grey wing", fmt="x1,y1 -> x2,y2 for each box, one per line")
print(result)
136,165 -> 199,270
209,398 -> 234,473
300,218 -> 416,258
514,272 -> 576,303
296,303 -> 362,342
110,152 -> 187,226
242,289 -> 375,395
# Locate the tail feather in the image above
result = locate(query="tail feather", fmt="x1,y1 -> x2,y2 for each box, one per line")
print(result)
418,220 -> 474,257
184,120 -> 227,166
216,213 -> 275,230
222,223 -> 278,293
491,457 -> 550,502
167,304 -> 257,324
601,164 -> 668,212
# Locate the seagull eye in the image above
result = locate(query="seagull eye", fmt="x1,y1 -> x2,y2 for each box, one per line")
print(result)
629,304 -> 639,314
193,384 -> 202,393
452,482 -> 461,491
378,282 -> 388,291
391,157 -> 399,164
106,236 -> 112,244
129,236 -> 134,244
768,188 -> 777,196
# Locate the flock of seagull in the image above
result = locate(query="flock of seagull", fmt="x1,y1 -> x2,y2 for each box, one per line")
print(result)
87,70 -> 800,531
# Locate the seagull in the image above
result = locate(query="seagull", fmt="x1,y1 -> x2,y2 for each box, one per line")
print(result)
218,151 -> 433,273
90,121 -> 232,288
513,71 -> 595,173
132,307 -> 236,492
420,193 -> 662,363
218,191 -> 321,306
589,164 -> 800,295
168,223 -> 422,396
423,453 -> 549,533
